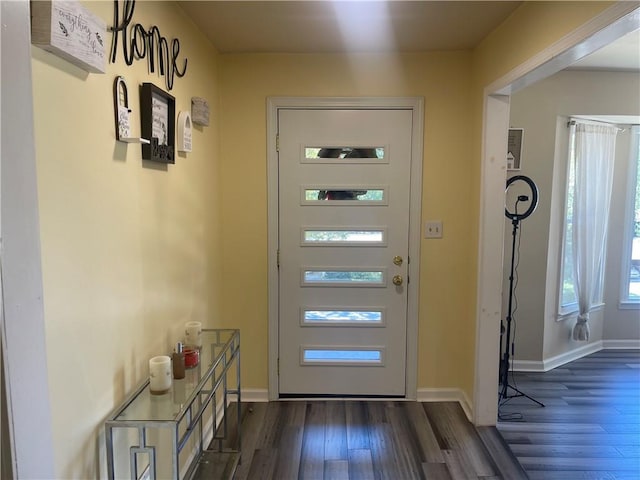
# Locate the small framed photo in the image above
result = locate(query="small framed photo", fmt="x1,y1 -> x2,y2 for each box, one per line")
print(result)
507,128 -> 524,171
140,83 -> 175,163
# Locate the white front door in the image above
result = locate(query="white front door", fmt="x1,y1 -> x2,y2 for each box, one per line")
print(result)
278,108 -> 413,396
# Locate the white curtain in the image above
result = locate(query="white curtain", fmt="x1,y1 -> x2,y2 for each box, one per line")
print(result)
571,121 -> 618,341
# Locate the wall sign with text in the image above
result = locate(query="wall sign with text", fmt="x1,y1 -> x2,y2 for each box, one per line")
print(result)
31,0 -> 106,73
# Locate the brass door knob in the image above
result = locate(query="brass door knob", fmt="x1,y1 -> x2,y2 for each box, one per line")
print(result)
393,255 -> 403,266
392,275 -> 403,286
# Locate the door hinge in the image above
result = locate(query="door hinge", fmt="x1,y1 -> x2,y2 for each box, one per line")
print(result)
277,249 -> 280,268
277,358 -> 280,375
276,134 -> 280,152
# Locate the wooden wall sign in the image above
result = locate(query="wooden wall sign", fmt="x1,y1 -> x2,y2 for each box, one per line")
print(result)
191,97 -> 209,126
31,0 -> 106,74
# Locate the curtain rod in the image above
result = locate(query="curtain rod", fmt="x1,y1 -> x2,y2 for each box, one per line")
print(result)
567,118 -> 625,132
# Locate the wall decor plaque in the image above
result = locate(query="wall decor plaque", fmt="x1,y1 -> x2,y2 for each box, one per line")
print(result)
191,97 -> 209,126
31,0 -> 106,73
177,111 -> 193,153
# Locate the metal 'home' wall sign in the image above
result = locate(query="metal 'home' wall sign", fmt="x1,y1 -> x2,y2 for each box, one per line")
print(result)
109,0 -> 187,91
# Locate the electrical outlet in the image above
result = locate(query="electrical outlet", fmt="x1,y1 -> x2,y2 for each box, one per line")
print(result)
425,221 -> 443,238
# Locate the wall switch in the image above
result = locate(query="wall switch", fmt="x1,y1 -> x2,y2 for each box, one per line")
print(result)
425,221 -> 443,238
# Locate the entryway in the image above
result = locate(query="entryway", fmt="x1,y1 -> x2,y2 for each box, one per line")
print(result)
267,98 -> 424,399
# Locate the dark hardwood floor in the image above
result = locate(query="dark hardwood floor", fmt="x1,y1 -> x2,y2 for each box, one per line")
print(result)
497,349 -> 640,480
203,400 -> 526,480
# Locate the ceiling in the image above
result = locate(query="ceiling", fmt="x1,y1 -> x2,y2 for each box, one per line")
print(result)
179,1 -> 522,53
179,1 -> 639,70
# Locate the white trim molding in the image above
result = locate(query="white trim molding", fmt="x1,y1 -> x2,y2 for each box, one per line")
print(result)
602,339 -> 640,349
512,341 -> 640,372
241,388 -> 270,403
512,341 -> 603,372
417,388 -> 473,422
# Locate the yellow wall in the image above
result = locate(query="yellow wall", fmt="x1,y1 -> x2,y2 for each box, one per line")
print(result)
473,1 -> 613,88
31,1 -> 221,477
218,52 -> 477,391
27,0 -> 624,476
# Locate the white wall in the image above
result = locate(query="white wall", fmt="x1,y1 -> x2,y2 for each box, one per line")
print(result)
506,70 -> 640,365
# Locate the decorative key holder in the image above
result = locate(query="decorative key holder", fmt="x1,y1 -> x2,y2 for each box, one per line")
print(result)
113,76 -> 131,141
113,76 -> 149,145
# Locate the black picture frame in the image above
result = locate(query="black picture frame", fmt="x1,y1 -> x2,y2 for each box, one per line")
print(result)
140,82 -> 175,163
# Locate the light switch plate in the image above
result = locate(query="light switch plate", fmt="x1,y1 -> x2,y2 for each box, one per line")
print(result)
425,221 -> 443,238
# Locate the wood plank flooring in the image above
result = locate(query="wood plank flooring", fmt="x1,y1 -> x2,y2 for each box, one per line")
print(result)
497,349 -> 640,480
208,400 -> 526,480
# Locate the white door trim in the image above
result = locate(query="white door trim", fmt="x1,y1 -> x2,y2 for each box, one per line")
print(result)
473,3 -> 640,425
1,1 -> 56,476
267,97 -> 424,400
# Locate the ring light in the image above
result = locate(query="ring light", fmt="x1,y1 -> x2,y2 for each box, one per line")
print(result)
505,175 -> 539,221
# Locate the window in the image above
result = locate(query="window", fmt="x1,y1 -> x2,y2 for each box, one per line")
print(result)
622,126 -> 640,304
560,126 -> 578,310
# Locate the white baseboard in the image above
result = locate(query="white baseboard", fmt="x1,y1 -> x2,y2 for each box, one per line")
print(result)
543,340 -> 604,371
416,388 -> 472,422
513,341 -> 603,372
512,339 -> 640,372
602,339 -> 640,349
241,388 -> 269,402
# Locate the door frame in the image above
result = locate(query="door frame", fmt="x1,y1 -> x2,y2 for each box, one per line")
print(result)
266,97 -> 424,400
473,4 -> 640,425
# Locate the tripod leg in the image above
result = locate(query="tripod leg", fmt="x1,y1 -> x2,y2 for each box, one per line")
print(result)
506,384 -> 545,407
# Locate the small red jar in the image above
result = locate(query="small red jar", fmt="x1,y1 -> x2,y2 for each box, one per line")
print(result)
184,347 -> 199,368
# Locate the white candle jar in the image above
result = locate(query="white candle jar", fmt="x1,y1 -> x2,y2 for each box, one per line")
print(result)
149,356 -> 172,394
184,321 -> 202,348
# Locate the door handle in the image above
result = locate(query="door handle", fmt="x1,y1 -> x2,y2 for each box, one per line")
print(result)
392,275 -> 403,286
393,255 -> 403,266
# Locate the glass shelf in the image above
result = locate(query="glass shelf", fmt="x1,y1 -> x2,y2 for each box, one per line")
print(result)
105,329 -> 241,480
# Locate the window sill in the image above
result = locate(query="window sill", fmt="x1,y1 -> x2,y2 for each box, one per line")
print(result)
618,300 -> 640,310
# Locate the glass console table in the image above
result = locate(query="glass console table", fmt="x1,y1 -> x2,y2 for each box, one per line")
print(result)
105,329 -> 241,480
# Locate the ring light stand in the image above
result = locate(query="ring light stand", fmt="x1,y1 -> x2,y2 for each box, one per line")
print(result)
500,175 -> 544,408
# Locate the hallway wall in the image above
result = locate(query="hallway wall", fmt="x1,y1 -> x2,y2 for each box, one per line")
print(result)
29,1 -> 222,477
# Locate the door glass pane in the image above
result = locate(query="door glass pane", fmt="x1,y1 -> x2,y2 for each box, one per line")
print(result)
302,348 -> 383,365
304,147 -> 385,159
303,188 -> 386,203
302,308 -> 384,325
302,269 -> 385,286
302,228 -> 386,245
